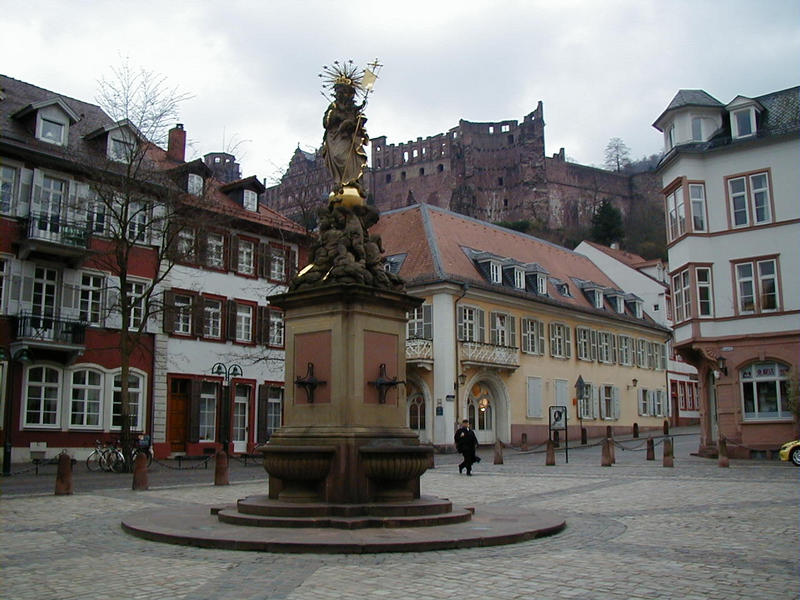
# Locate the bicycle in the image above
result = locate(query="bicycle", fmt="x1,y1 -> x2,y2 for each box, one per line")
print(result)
85,440 -> 106,472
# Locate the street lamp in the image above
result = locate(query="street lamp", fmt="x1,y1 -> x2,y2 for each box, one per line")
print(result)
210,362 -> 243,453
575,375 -> 587,446
2,347 -> 33,476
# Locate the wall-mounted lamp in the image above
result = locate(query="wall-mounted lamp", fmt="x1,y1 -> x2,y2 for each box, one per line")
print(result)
211,362 -> 242,383
627,378 -> 638,390
458,373 -> 467,386
717,356 -> 728,376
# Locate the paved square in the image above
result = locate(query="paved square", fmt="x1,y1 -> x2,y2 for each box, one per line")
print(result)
2,435 -> 797,599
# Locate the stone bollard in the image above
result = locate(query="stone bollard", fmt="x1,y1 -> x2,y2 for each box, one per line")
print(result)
718,436 -> 729,468
54,452 -> 73,495
493,441 -> 503,465
663,437 -> 674,468
608,437 -> 616,464
132,452 -> 149,490
633,423 -> 639,438
606,425 -> 613,438
601,438 -> 612,467
214,450 -> 230,486
520,432 -> 528,452
646,436 -> 655,461
545,440 -> 555,466
580,427 -> 587,445
663,420 -> 670,435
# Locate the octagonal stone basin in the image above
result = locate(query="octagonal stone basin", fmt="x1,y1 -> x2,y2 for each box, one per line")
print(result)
359,444 -> 433,501
257,444 -> 336,502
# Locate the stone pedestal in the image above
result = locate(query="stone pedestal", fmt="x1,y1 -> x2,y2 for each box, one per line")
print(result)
260,284 -> 432,505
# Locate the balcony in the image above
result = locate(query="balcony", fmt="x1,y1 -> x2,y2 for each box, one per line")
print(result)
18,213 -> 90,266
14,312 -> 87,356
460,341 -> 519,371
406,337 -> 433,370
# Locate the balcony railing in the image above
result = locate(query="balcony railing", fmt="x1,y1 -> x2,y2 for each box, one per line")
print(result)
460,340 -> 519,370
15,312 -> 87,346
406,337 -> 433,361
26,212 -> 90,249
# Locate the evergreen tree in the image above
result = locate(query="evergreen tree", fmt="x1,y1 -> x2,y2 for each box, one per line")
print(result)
590,200 -> 625,247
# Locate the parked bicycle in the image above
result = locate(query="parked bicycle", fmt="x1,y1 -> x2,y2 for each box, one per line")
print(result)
85,440 -> 123,472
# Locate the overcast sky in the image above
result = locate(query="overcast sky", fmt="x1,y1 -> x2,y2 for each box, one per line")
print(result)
3,1 -> 799,180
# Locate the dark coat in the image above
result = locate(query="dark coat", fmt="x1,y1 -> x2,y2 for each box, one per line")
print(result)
454,426 -> 478,455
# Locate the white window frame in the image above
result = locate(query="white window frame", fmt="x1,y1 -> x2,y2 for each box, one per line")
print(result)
549,322 -> 571,359
618,335 -> 633,366
749,173 -> 771,224
23,365 -> 62,428
203,298 -> 222,339
636,339 -> 647,368
576,327 -> 593,362
199,382 -> 217,442
597,331 -> 614,364
243,189 -> 258,211
206,232 -> 224,269
38,116 -> 66,145
80,273 -> 105,325
696,267 -> 713,317
235,304 -> 253,343
689,184 -> 706,232
490,312 -> 514,347
238,240 -> 255,275
526,376 -> 542,418
691,117 -> 703,141
513,268 -> 525,290
110,136 -> 133,162
126,201 -> 148,243
728,176 -> 748,227
174,294 -> 192,335
672,269 -> 691,323
69,368 -> 103,429
111,371 -> 145,431
536,274 -> 547,295
458,305 -> 483,343
489,261 -> 502,284
735,262 -> 756,314
740,362 -> 791,421
270,248 -> 286,281
125,280 -> 147,330
667,187 -> 685,240
731,108 -> 756,139
177,229 -> 196,262
268,309 -> 284,347
520,317 -> 545,355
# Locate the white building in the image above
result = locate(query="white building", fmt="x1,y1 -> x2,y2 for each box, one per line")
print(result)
653,86 -> 799,457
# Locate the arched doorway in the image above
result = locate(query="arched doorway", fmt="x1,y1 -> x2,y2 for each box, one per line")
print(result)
467,382 -> 496,444
405,376 -> 432,443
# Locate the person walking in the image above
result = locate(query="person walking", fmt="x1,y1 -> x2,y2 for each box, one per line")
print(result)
454,419 -> 479,475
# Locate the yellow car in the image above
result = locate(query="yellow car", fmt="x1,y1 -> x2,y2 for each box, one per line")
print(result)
779,440 -> 800,466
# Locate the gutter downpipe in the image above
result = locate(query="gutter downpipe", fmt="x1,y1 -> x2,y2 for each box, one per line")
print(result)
453,281 -> 470,429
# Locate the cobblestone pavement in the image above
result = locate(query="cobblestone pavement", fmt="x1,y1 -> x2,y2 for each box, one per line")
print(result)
1,431 -> 798,600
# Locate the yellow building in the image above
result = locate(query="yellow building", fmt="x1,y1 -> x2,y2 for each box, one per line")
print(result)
372,204 -> 670,448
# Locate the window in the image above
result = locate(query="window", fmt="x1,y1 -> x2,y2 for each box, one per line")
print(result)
592,290 -> 604,309
618,335 -> 633,366
667,124 -> 676,149
110,137 -> 133,162
86,198 -> 106,235
689,184 -> 706,232
490,312 -> 515,347
70,369 -> 102,427
513,268 -> 525,289
243,189 -> 258,211
127,201 -> 148,242
638,388 -> 650,416
174,294 -> 192,335
654,343 -> 667,371
732,108 -> 755,138
238,240 -> 255,275
728,173 -> 772,228
39,175 -> 65,222
696,267 -> 713,317
206,233 -> 224,268
407,304 -> 432,339
489,262 -> 502,284
636,339 -> 647,368
177,229 -> 196,262
652,389 -> 664,416
646,342 -> 656,369
535,274 -> 547,295
576,327 -> 595,361
549,322 -> 571,359
126,281 -> 146,330
199,382 -> 217,442
0,257 -> 6,311
735,258 -> 778,313
188,173 -> 203,196
597,332 -> 615,364
599,385 -> 619,420
25,366 -> 60,427
40,117 -> 65,145
235,304 -> 253,342
672,270 -> 691,322
266,387 -> 283,437
203,298 -> 222,338
526,377 -> 542,418
741,362 -> 791,420
268,310 -> 284,347
80,273 -> 104,324
112,372 -> 143,430
666,187 -> 685,240
691,117 -> 703,141
408,394 -> 425,431
578,381 -> 595,419
520,318 -> 545,355
457,306 -> 484,342
0,165 -> 17,213
270,248 -> 286,281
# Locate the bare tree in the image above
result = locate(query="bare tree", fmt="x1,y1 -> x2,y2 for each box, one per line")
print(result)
604,137 -> 631,172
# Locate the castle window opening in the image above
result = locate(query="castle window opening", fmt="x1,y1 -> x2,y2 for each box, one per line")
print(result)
419,168 -> 425,176
437,164 -> 444,173
413,149 -> 418,158
501,124 -> 510,133
385,174 -> 392,183
507,135 -> 514,144
503,198 -> 508,207
401,171 -> 406,180
403,151 -> 409,163
488,126 -> 495,134
498,177 -> 504,186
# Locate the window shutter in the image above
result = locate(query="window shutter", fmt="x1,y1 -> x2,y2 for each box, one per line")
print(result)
564,326 -> 572,358
256,306 -> 269,344
163,290 -> 175,333
228,235 -> 239,271
477,308 -> 485,343
61,272 -> 80,314
612,386 -> 620,420
490,311 -> 499,344
188,379 -> 202,443
457,305 -> 465,341
226,300 -> 237,341
197,232 -> 209,265
21,274 -> 34,305
660,344 -> 668,370
549,323 -> 556,356
648,390 -> 655,416
637,389 -> 644,416
105,286 -> 120,328
257,384 -> 269,444
590,329 -> 598,361
422,304 -> 432,339
526,377 -> 542,418
509,315 -> 516,347
257,243 -> 270,278
611,334 -> 618,364
287,248 -> 298,280
191,294 -> 203,338
521,319 -> 530,353
597,384 -> 605,419
31,169 -> 43,215
537,321 -> 545,355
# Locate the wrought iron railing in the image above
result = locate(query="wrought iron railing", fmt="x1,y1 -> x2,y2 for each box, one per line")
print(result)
460,340 -> 519,368
26,212 -> 90,248
15,312 -> 87,345
406,337 -> 433,361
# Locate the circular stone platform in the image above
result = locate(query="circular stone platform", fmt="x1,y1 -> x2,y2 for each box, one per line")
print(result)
121,498 -> 565,554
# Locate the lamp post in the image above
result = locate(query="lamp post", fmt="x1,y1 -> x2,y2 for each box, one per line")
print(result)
2,347 -> 32,476
211,362 -> 242,454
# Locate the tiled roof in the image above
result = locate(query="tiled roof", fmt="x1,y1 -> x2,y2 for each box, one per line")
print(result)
653,89 -> 722,128
373,204 -> 656,322
582,240 -> 650,268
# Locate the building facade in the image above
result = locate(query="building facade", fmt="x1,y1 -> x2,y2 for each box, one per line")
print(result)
372,204 -> 671,448
653,87 -> 800,457
575,241 -> 700,426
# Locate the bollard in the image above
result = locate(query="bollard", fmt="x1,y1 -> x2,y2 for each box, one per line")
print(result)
663,437 -> 674,468
493,441 -> 503,465
553,430 -> 560,448
606,425 -> 613,439
214,450 -> 230,485
545,440 -> 555,466
646,436 -> 655,461
132,452 -> 149,490
663,420 -> 670,435
718,436 -> 729,468
581,427 -> 587,445
520,432 -> 528,452
54,452 -> 73,495
633,423 -> 639,438
601,438 -> 612,467
608,437 -> 616,464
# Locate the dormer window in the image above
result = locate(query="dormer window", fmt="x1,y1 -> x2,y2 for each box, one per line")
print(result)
691,117 -> 703,141
188,173 -> 203,196
614,296 -> 625,314
40,117 -> 66,145
593,290 -> 604,309
489,261 -> 502,284
536,275 -> 547,295
110,137 -> 133,162
666,124 -> 676,150
513,268 -> 525,290
243,189 -> 258,211
731,108 -> 755,138
626,298 -> 643,318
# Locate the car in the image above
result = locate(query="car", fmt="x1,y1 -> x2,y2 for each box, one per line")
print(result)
778,440 -> 800,466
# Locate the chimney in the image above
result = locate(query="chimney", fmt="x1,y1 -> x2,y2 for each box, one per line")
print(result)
167,123 -> 186,163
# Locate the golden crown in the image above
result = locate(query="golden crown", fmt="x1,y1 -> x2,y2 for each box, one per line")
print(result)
319,59 -> 382,98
